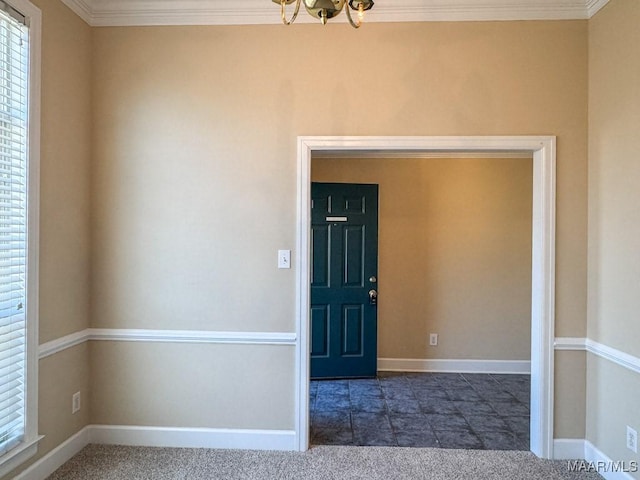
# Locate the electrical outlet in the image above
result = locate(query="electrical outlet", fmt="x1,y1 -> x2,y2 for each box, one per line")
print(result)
429,333 -> 438,346
627,426 -> 638,453
72,391 -> 81,414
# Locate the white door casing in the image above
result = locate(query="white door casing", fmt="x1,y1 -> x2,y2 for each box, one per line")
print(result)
294,136 -> 556,458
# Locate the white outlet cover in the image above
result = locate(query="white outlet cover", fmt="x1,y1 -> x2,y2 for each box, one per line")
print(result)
72,392 -> 81,414
628,426 -> 638,453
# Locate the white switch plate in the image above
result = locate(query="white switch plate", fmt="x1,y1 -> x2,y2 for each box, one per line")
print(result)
429,333 -> 438,346
278,250 -> 291,269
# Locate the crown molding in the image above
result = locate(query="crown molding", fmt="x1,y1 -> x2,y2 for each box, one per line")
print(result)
60,0 -> 606,27
59,0 -> 93,24
586,0 -> 610,17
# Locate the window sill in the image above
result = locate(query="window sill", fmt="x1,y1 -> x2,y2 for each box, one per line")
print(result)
0,435 -> 44,478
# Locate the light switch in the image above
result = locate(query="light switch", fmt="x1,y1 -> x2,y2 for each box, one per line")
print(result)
278,249 -> 291,269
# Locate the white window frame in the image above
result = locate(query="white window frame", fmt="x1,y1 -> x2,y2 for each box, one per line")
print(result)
0,0 -> 41,476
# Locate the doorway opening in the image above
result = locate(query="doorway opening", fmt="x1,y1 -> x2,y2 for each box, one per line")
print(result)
309,154 -> 533,450
294,136 -> 556,459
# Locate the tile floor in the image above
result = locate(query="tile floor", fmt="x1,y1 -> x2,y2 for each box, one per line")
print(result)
309,372 -> 530,450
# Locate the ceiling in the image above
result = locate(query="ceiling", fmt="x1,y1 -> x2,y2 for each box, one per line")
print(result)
60,0 -> 609,27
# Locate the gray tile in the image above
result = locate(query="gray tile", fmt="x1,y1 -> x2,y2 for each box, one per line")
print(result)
419,398 -> 459,414
314,397 -> 350,412
381,387 -> 415,400
490,400 -> 530,416
434,374 -> 469,388
353,427 -> 397,446
476,430 -> 526,450
453,400 -> 497,415
396,430 -> 440,448
464,414 -> 511,432
386,398 -> 422,414
406,373 -> 441,386
312,427 -> 354,446
475,388 -> 518,402
349,386 -> 384,398
512,391 -> 531,404
316,381 -> 350,396
503,415 -> 530,436
351,411 -> 390,430
412,387 -> 450,401
311,411 -> 351,429
425,413 -> 471,431
461,373 -> 500,386
435,429 -> 484,449
350,396 -> 387,413
388,414 -> 431,432
311,373 -> 531,450
446,387 -> 482,402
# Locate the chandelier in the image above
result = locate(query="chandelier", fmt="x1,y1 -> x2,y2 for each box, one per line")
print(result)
274,0 -> 375,28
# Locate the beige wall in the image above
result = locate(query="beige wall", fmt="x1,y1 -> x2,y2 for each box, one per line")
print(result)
312,157 -> 532,360
587,0 -> 640,474
3,1 -> 93,478
90,342 -> 295,429
90,20 -> 588,435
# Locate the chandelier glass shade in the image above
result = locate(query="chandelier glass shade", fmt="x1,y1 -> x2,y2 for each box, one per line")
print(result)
273,0 -> 374,28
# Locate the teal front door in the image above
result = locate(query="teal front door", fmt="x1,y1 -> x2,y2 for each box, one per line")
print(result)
310,183 -> 379,379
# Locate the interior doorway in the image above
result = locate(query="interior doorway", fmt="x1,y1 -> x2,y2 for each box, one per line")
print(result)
294,136 -> 556,459
309,154 -> 533,450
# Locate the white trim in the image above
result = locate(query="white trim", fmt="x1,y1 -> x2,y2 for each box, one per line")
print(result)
38,329 -> 296,358
88,425 -> 296,451
13,429 -> 88,480
378,358 -> 531,374
25,0 -> 42,459
0,2 -> 44,475
38,330 -> 90,359
313,151 -> 533,160
12,425 -> 296,480
61,0 -> 603,27
554,439 -> 637,479
585,339 -> 640,375
86,328 -> 296,345
586,0 -> 610,18
0,437 -> 42,479
554,337 -> 640,374
553,438 -> 587,459
584,440 -> 637,480
295,135 -> 556,459
554,337 -> 587,351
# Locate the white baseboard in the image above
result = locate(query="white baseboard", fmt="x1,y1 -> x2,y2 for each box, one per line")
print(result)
12,425 -> 295,480
88,425 -> 297,451
554,438 -> 637,480
14,427 -> 89,480
553,438 -> 586,459
15,429 -> 635,480
378,358 -> 531,374
584,440 -> 637,480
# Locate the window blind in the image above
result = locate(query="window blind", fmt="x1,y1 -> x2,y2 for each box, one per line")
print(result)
0,2 -> 28,457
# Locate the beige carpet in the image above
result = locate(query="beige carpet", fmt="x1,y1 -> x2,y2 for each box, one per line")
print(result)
47,444 -> 603,479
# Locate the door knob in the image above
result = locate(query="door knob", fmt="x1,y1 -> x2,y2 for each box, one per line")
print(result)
368,289 -> 378,305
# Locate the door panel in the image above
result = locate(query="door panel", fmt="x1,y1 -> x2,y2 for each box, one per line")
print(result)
310,183 -> 378,379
